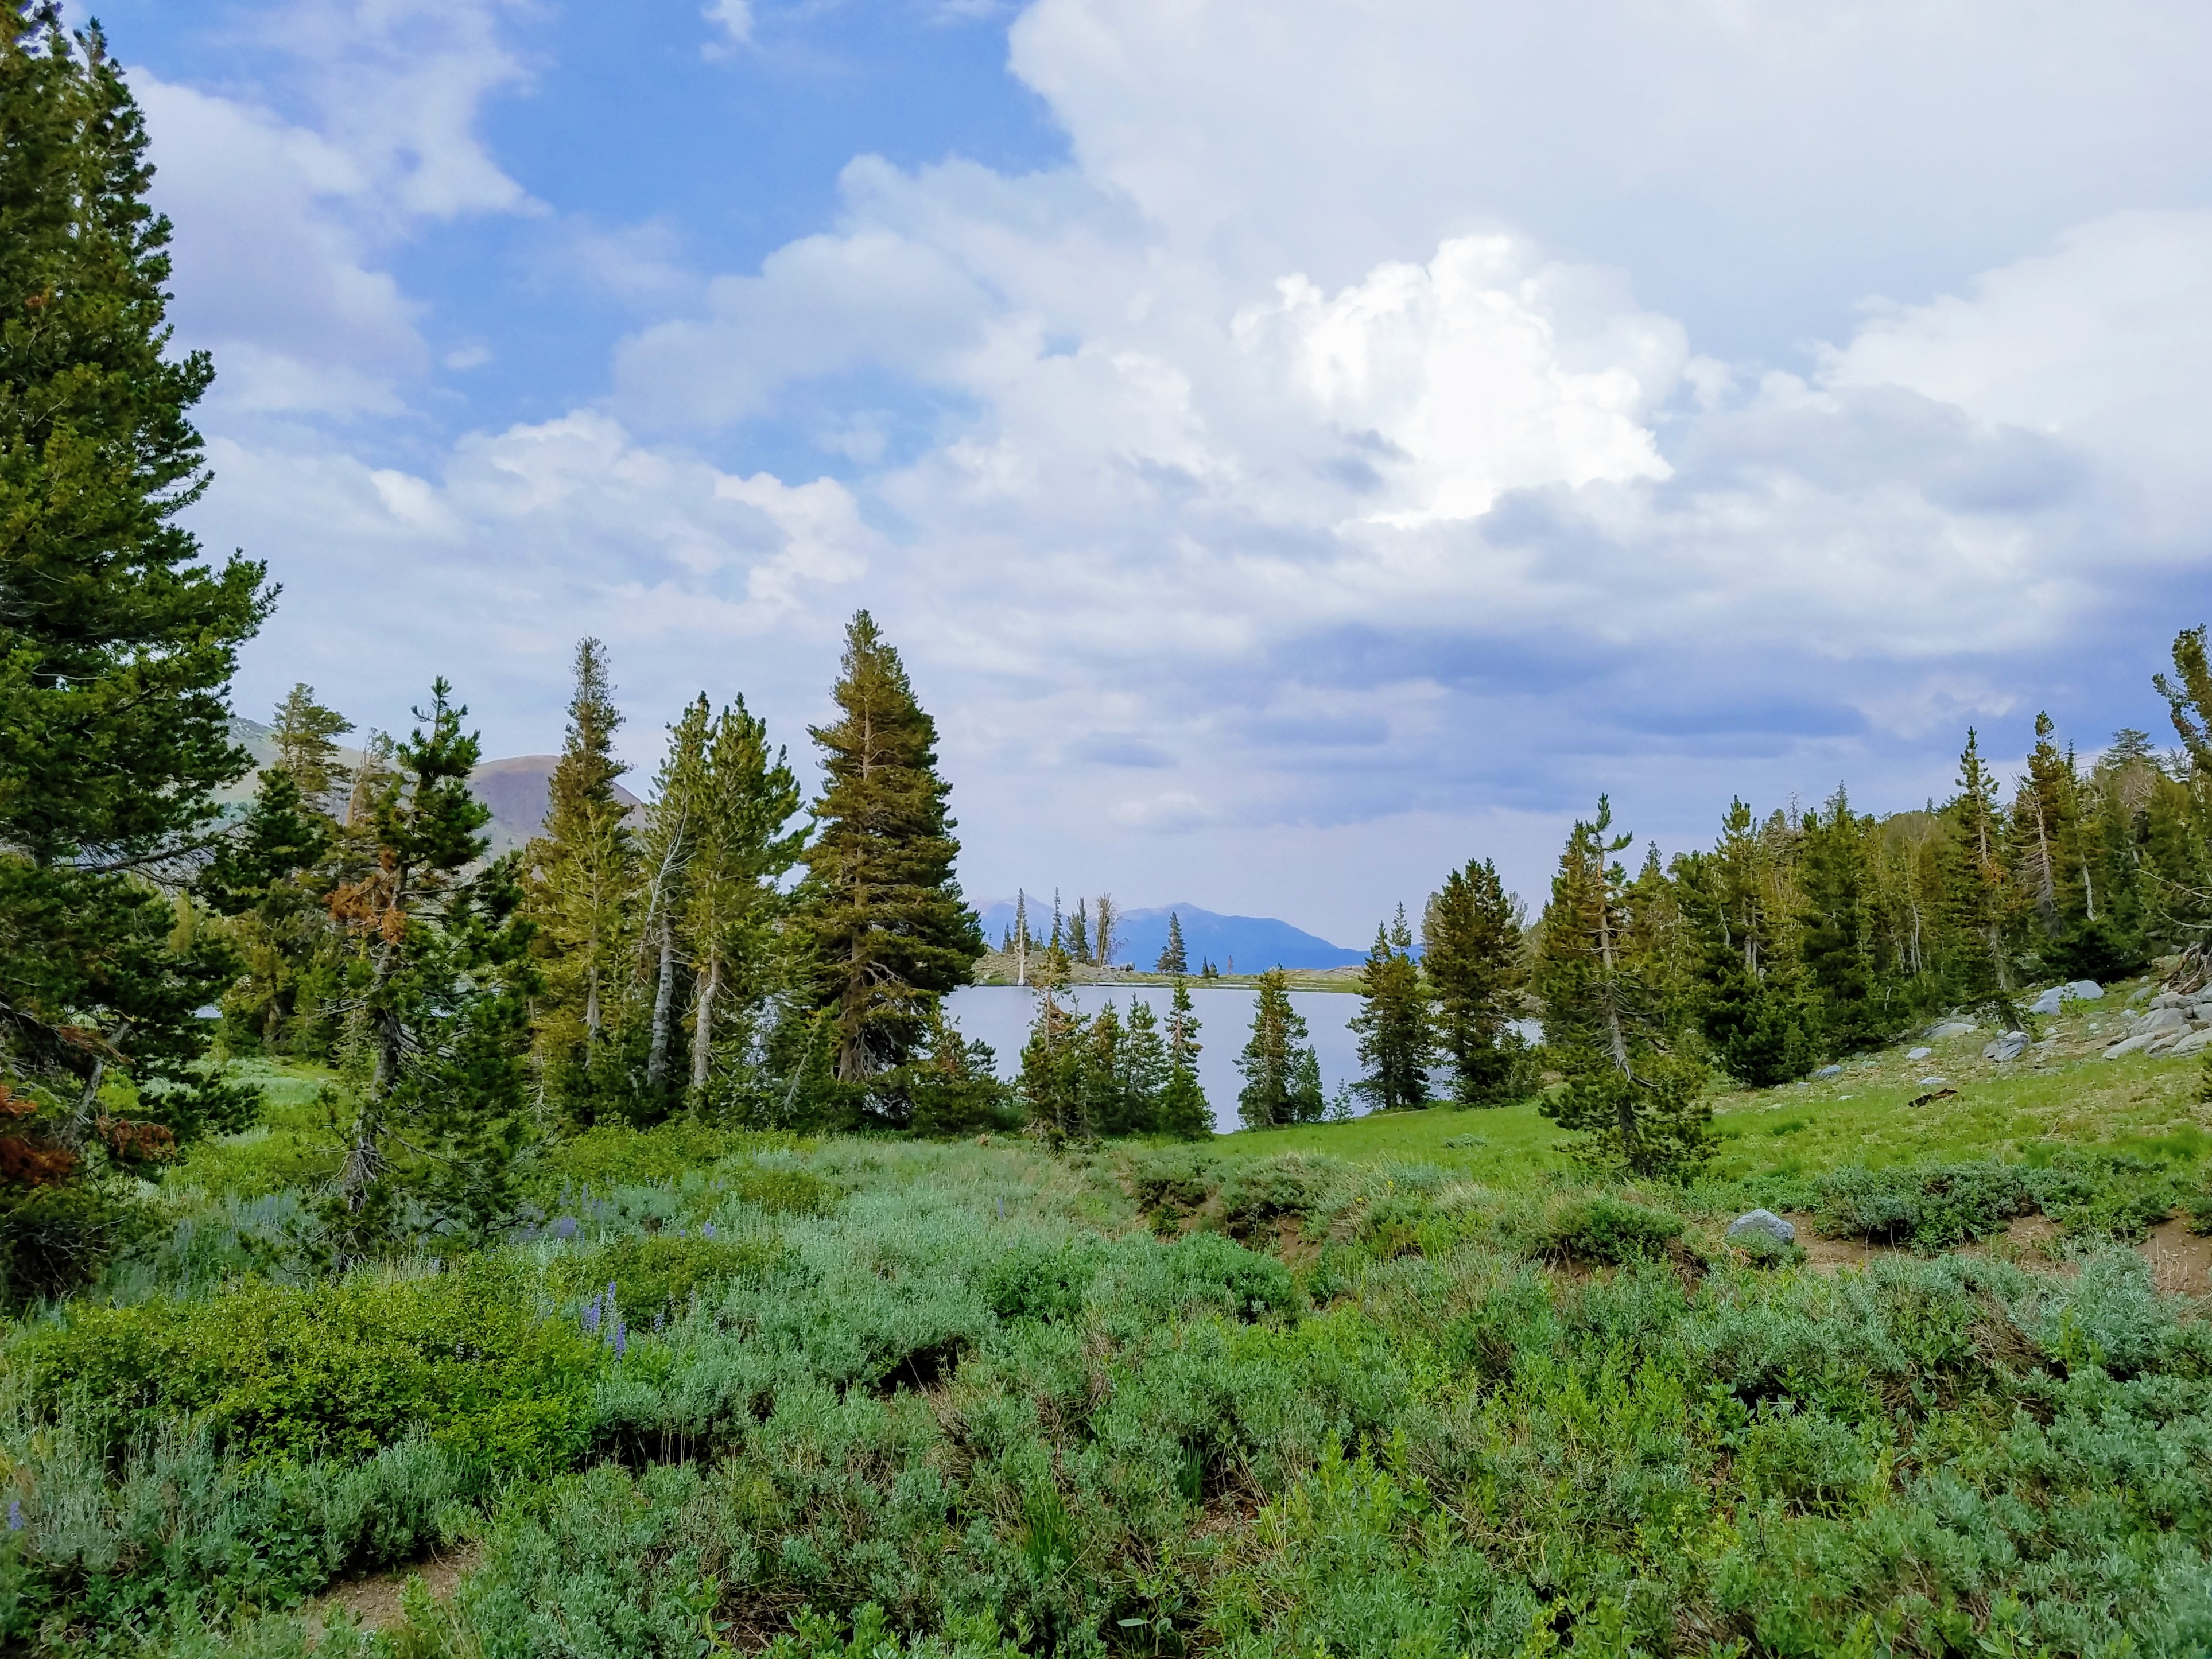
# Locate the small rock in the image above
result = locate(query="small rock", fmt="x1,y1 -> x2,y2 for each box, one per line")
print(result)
1918,1075 -> 1947,1088
1982,1031 -> 2029,1062
2152,990 -> 2184,1010
2103,1034 -> 2156,1059
1906,1046 -> 1932,1060
1726,1209 -> 1795,1245
2128,986 -> 2152,1005
1814,1064 -> 1843,1078
2028,986 -> 2066,1016
2067,980 -> 2104,1001
1926,1020 -> 1978,1040
2141,1006 -> 2191,1037
2172,1027 -> 2212,1058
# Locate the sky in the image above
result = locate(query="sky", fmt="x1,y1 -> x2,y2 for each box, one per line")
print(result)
91,0 -> 2212,945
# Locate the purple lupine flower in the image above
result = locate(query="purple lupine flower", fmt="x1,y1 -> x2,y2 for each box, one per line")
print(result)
552,1216 -> 577,1240
701,1222 -> 715,1240
613,1317 -> 627,1359
653,1309 -> 664,1335
582,1295 -> 603,1336
7,1499 -> 21,1532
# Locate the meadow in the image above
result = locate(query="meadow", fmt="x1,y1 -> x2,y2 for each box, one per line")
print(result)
5,985 -> 2212,1657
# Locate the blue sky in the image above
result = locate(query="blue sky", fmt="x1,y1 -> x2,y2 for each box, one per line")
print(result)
98,0 -> 2212,943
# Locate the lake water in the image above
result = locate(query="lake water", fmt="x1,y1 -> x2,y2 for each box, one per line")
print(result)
945,984 -> 1360,1134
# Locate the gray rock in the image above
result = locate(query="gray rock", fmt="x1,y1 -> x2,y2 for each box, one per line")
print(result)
1926,1020 -> 1978,1040
2128,986 -> 2152,1005
1916,1074 -> 1948,1087
1982,1031 -> 2029,1062
2067,980 -> 2104,1001
1814,1064 -> 1843,1078
2104,1034 -> 2155,1059
2152,990 -> 2184,1010
1726,1209 -> 1795,1245
1906,1046 -> 1933,1060
2029,986 -> 2066,1016
2172,1027 -> 2212,1058
2141,1005 -> 2190,1036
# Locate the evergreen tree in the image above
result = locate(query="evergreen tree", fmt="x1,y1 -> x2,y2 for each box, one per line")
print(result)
1535,798 -> 1710,1177
907,1005 -> 1011,1136
525,640 -> 639,1094
637,698 -> 708,1108
0,7 -> 273,1256
1157,911 -> 1188,974
1157,979 -> 1212,1139
1942,728 -> 2014,1002
1080,1000 -> 1127,1130
1237,968 -> 1324,1128
269,682 -> 354,811
1121,998 -> 1169,1132
1068,898 -> 1091,963
1799,787 -> 1886,1055
680,696 -> 804,1106
794,612 -> 983,1082
1349,906 -> 1429,1110
1010,889 -> 1034,985
1017,953 -> 1088,1143
324,681 -> 532,1246
1423,857 -> 1533,1104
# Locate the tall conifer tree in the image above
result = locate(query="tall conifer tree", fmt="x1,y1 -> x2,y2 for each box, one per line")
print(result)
1157,980 -> 1211,1139
1237,968 -> 1324,1128
1157,911 -> 1188,974
1350,905 -> 1429,1110
1535,798 -> 1710,1177
1423,858 -> 1532,1104
795,612 -> 983,1082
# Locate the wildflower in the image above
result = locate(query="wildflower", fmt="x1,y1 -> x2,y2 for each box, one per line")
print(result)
552,1216 -> 577,1240
7,1499 -> 20,1532
614,1316 -> 627,1359
653,1308 -> 664,1334
701,1222 -> 715,1240
582,1293 -> 603,1336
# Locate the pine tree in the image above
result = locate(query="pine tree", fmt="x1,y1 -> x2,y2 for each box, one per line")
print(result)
0,9 -> 273,1257
1017,952 -> 1088,1142
1068,898 -> 1091,964
680,696 -> 804,1105
1535,798 -> 1710,1177
795,612 -> 984,1082
1081,1000 -> 1127,1131
525,640 -> 639,1093
1157,911 -> 1188,974
1238,968 -> 1324,1128
1942,728 -> 2014,1003
324,681 -> 531,1244
1799,786 -> 1885,1054
907,1005 -> 1010,1136
638,698 -> 709,1107
1120,998 -> 1169,1132
1423,858 -> 1532,1104
269,683 -> 355,812
1350,906 -> 1429,1110
1011,890 -> 1034,985
1157,979 -> 1212,1139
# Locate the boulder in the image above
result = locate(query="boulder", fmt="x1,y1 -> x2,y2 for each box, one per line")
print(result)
1906,1046 -> 1933,1060
2067,980 -> 2104,1001
1726,1209 -> 1795,1245
2104,1034 -> 2156,1059
1926,1020 -> 1978,1040
2152,990 -> 2184,1011
2141,1005 -> 2191,1037
1814,1064 -> 1842,1079
2028,986 -> 2066,1017
1982,1031 -> 2029,1062
1917,1075 -> 1947,1089
2172,1027 -> 2212,1058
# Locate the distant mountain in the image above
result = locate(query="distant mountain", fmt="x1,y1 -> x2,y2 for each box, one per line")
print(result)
972,899 -> 1363,971
219,724 -> 641,857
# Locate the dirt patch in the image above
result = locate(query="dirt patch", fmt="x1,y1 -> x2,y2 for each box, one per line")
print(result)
1783,1215 -> 1883,1273
2141,1217 -> 2212,1299
305,1540 -> 481,1640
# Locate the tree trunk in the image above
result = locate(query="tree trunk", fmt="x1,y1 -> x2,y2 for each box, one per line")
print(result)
692,950 -> 719,1095
646,920 -> 677,1092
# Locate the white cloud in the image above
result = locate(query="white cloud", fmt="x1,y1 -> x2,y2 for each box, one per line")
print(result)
701,0 -> 752,57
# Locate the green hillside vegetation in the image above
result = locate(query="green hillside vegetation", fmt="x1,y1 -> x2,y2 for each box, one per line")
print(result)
9,11 -> 2212,1653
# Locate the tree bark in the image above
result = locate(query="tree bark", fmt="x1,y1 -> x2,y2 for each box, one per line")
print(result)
646,919 -> 677,1092
691,950 -> 719,1095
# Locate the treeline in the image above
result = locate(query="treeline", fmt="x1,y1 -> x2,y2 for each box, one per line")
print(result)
1335,644 -> 2212,1175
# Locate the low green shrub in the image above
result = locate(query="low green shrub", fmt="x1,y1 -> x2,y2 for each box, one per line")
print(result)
1815,1161 -> 2038,1249
23,1258 -> 603,1472
546,1230 -> 783,1320
1540,1194 -> 1686,1264
1216,1154 -> 1335,1240
976,1235 -> 1104,1323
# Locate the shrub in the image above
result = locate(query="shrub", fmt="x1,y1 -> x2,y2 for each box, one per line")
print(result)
976,1236 -> 1104,1323
1540,1195 -> 1685,1265
1815,1161 -> 2038,1250
1217,1155 -> 1334,1240
546,1231 -> 783,1319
